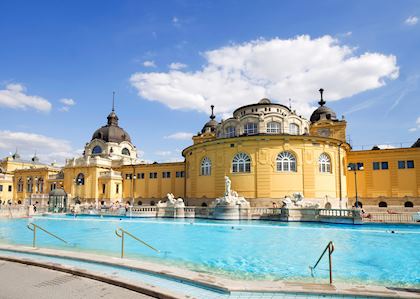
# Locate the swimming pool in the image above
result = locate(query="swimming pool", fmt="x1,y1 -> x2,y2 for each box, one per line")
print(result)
0,215 -> 419,287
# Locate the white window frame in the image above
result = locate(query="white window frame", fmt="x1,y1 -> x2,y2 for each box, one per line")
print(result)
289,123 -> 300,135
200,157 -> 212,176
244,122 -> 258,135
225,126 -> 236,138
232,153 -> 251,173
267,121 -> 281,134
319,153 -> 331,173
276,152 -> 297,172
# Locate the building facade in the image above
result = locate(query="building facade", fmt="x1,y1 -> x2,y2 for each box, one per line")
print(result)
1,90 -> 419,209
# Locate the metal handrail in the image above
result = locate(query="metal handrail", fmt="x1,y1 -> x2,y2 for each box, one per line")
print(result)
27,223 -> 68,248
115,227 -> 159,258
309,241 -> 335,284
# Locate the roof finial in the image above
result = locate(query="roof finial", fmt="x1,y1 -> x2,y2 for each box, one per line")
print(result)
112,91 -> 115,112
289,98 -> 292,109
210,105 -> 215,120
318,88 -> 326,106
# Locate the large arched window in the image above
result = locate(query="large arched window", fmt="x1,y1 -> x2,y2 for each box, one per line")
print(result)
244,123 -> 258,135
92,146 -> 102,155
225,126 -> 236,138
319,153 -> 331,173
276,152 -> 297,172
76,173 -> 85,185
122,148 -> 130,156
289,123 -> 300,135
267,122 -> 281,134
232,153 -> 251,173
200,157 -> 212,176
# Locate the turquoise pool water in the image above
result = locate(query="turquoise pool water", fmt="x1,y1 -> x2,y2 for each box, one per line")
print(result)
0,215 -> 419,287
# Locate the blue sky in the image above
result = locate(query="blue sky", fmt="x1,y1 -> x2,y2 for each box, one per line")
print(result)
0,0 -> 419,163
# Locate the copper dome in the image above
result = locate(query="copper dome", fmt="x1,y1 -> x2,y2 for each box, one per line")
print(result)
91,110 -> 131,143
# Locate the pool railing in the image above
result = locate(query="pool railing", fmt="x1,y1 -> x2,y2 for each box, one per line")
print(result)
115,227 -> 160,258
26,223 -> 68,248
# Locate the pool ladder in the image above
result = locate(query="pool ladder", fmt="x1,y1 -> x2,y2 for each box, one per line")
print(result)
115,227 -> 160,258
27,223 -> 68,248
309,241 -> 334,284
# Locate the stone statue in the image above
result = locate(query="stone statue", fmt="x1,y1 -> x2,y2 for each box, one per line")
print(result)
212,176 -> 250,208
157,193 -> 185,208
224,176 -> 231,196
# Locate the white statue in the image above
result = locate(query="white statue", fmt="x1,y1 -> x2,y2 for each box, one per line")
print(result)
212,176 -> 250,208
282,196 -> 293,208
157,193 -> 185,208
224,176 -> 231,196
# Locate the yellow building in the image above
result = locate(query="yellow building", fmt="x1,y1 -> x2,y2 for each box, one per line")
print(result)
2,89 -> 419,209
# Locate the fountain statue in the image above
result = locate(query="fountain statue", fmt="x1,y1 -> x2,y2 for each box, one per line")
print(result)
211,176 -> 250,208
157,193 -> 185,208
282,192 -> 319,208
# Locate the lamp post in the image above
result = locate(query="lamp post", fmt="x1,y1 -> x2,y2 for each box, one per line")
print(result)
347,163 -> 364,208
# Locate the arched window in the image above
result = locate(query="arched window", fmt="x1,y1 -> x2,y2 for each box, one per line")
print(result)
289,123 -> 300,135
201,202 -> 208,207
404,201 -> 414,208
150,201 -> 156,206
36,178 -> 44,193
325,202 -> 332,209
92,146 -> 102,155
27,177 -> 33,193
122,148 -> 130,156
200,157 -> 211,176
232,153 -> 251,173
76,173 -> 85,185
379,201 -> 387,208
319,153 -> 331,173
267,122 -> 281,134
225,126 -> 236,138
17,178 -> 23,192
244,122 -> 258,135
137,200 -> 143,206
276,152 -> 297,172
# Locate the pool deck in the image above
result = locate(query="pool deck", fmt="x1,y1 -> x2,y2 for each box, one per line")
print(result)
0,244 -> 418,299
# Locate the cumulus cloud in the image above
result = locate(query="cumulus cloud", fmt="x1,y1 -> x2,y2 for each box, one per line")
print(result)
405,16 -> 418,25
143,60 -> 156,67
155,150 -> 172,156
169,62 -> 187,70
130,35 -> 399,117
60,98 -> 75,106
0,130 -> 77,164
59,98 -> 76,112
0,83 -> 52,112
408,116 -> 420,132
164,132 -> 193,140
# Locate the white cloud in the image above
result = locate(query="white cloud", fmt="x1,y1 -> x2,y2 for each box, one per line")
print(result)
60,98 -> 75,106
155,150 -> 172,156
59,98 -> 76,112
164,132 -> 193,140
130,35 -> 399,117
0,83 -> 52,112
409,116 -> 420,132
143,60 -> 156,68
169,62 -> 187,70
0,130 -> 77,164
376,144 -> 396,149
172,16 -> 179,25
405,16 -> 418,26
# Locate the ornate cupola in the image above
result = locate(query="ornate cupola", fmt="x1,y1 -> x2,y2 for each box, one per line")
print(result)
310,88 -> 338,122
91,93 -> 131,143
201,105 -> 218,134
309,89 -> 347,142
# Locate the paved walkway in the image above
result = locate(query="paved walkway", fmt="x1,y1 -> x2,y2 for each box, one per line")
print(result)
0,260 -> 153,299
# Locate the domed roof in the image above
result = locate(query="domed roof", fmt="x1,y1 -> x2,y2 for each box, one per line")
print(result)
310,88 -> 338,123
201,105 -> 218,134
411,138 -> 420,148
91,109 -> 131,143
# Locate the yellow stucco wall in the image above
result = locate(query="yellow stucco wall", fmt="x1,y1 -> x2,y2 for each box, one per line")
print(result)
183,135 -> 348,207
347,147 -> 420,207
